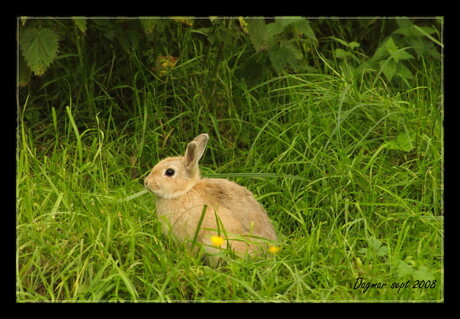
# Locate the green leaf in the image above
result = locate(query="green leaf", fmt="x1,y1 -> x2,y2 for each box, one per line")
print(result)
380,59 -> 397,82
268,43 -> 287,73
331,37 -> 360,50
396,63 -> 414,80
359,237 -> 388,258
118,27 -> 141,52
274,16 -> 303,28
392,48 -> 414,62
140,18 -> 165,34
382,37 -> 414,63
291,19 -> 317,45
18,54 -> 31,86
394,18 -> 414,36
396,131 -> 415,151
413,266 -> 435,281
397,260 -> 414,278
272,17 -> 314,40
140,19 -> 155,34
384,37 -> 398,56
285,42 -> 303,59
335,48 -> 350,59
268,41 -> 303,73
248,19 -> 272,51
20,27 -> 60,76
265,21 -> 286,38
385,131 -> 416,152
376,245 -> 388,257
413,25 -> 444,48
372,44 -> 389,61
414,25 -> 437,37
367,237 -> 383,251
349,41 -> 360,49
330,36 -> 350,47
286,46 -> 303,70
72,17 -> 87,33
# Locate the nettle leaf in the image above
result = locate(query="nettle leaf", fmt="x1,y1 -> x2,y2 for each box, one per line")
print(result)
265,21 -> 287,38
248,19 -> 272,51
268,41 -> 303,73
291,19 -> 317,45
380,59 -> 397,82
372,44 -> 389,61
274,16 -> 303,28
395,18 -> 414,36
20,27 -> 60,76
268,43 -> 287,73
396,63 -> 414,80
391,48 -> 414,63
384,37 -> 398,56
18,54 -> 31,86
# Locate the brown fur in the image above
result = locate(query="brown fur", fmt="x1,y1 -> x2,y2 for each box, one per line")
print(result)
144,134 -> 277,262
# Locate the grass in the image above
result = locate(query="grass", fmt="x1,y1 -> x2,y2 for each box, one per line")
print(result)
17,20 -> 443,302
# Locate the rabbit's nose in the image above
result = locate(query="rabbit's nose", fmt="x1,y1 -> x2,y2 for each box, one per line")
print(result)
144,178 -> 149,188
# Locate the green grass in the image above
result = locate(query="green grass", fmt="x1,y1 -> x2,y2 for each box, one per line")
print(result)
17,20 -> 443,302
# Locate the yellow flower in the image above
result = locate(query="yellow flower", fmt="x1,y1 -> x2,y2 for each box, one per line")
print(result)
238,17 -> 249,34
268,246 -> 281,255
211,235 -> 225,247
153,56 -> 178,76
173,17 -> 194,27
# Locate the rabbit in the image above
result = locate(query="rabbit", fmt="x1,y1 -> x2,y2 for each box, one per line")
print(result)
144,133 -> 278,263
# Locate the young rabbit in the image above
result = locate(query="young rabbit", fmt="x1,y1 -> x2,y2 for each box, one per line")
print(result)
144,133 -> 277,262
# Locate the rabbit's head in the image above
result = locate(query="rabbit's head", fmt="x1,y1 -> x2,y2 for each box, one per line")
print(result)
144,133 -> 209,199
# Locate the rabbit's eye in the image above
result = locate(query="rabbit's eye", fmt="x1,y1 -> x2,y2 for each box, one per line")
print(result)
165,168 -> 175,177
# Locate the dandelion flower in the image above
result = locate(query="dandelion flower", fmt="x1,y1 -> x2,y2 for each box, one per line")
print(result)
268,246 -> 281,255
211,235 -> 224,247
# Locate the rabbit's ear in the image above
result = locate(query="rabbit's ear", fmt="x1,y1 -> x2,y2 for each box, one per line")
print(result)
193,133 -> 209,161
185,133 -> 209,174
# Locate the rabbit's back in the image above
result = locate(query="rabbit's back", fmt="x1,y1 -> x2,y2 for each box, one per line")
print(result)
194,178 -> 277,241
155,178 -> 277,247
